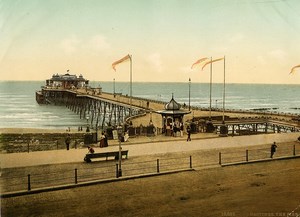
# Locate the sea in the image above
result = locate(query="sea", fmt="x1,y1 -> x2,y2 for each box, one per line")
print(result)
0,81 -> 299,129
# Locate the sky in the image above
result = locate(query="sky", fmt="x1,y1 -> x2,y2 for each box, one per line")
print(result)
1,0 -> 300,84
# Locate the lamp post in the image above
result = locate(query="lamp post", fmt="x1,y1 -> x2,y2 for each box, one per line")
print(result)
86,115 -> 90,132
220,56 -> 228,137
149,111 -> 153,125
117,125 -> 123,177
113,78 -> 115,97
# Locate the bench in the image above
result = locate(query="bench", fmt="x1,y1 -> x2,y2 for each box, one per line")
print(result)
84,150 -> 129,162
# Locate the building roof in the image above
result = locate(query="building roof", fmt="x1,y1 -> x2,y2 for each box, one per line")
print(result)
49,73 -> 87,81
156,96 -> 191,115
156,110 -> 191,115
165,97 -> 181,110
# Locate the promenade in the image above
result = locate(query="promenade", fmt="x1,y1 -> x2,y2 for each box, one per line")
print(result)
2,132 -> 299,169
2,132 -> 300,217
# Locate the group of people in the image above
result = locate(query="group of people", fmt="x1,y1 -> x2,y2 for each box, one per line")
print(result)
86,132 -> 108,154
64,131 -> 109,151
65,127 -> 286,160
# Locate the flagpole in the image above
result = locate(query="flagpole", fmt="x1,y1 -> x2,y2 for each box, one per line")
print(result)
188,78 -> 191,111
209,56 -> 212,120
129,54 -> 132,116
113,78 -> 115,96
219,55 -> 228,137
222,56 -> 225,123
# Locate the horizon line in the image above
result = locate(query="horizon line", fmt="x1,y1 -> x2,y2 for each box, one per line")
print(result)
0,80 -> 299,86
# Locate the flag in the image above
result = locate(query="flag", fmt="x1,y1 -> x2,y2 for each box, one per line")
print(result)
191,57 -> 208,69
290,64 -> 300,74
112,54 -> 131,71
202,57 -> 224,71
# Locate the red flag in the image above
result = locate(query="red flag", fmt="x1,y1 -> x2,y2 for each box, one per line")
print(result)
202,57 -> 224,71
191,57 -> 208,69
290,64 -> 300,74
112,54 -> 131,71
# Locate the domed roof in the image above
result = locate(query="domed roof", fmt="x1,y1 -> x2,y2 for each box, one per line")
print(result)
165,97 -> 181,110
156,95 -> 190,116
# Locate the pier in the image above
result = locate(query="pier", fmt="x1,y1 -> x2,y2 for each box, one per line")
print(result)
34,73 -> 300,136
37,87 -> 147,129
36,86 -> 300,136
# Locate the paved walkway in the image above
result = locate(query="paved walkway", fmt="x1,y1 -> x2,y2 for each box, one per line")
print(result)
1,132 -> 299,168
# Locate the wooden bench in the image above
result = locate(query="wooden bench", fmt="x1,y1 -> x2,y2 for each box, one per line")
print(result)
84,150 -> 129,162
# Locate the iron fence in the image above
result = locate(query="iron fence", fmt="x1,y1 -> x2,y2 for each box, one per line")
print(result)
219,143 -> 297,165
1,155 -> 193,194
1,143 -> 298,195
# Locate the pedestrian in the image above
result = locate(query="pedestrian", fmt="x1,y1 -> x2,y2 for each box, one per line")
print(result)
104,131 -> 108,147
87,146 -> 95,154
84,146 -> 95,163
187,125 -> 191,141
180,123 -> 184,137
270,142 -> 277,158
124,131 -> 129,142
100,132 -> 105,148
65,134 -> 71,150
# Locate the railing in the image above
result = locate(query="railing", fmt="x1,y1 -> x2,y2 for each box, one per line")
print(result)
1,155 -> 194,194
1,144 -> 298,195
2,139 -> 86,153
219,143 -> 298,165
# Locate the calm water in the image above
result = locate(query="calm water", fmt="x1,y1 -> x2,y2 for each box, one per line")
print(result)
0,81 -> 299,129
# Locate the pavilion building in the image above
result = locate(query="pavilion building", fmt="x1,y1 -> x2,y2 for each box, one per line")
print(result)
156,96 -> 191,136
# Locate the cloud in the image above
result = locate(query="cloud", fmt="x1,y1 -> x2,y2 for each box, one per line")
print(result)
89,34 -> 110,50
180,65 -> 195,74
269,49 -> 287,61
211,33 -> 245,54
257,55 -> 266,65
147,53 -> 163,73
60,34 -> 110,54
60,35 -> 80,54
212,45 -> 228,54
229,33 -> 244,43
